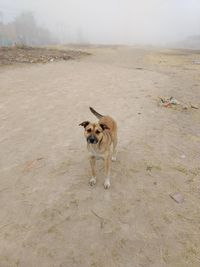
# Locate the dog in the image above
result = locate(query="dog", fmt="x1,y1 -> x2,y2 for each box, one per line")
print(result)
79,107 -> 117,189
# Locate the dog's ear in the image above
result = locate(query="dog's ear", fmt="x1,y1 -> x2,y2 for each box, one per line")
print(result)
79,121 -> 90,128
100,123 -> 110,130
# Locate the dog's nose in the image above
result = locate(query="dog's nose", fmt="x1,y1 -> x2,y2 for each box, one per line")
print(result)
87,135 -> 97,144
90,137 -> 95,143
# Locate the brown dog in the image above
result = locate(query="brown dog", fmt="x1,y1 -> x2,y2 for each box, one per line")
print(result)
79,107 -> 117,189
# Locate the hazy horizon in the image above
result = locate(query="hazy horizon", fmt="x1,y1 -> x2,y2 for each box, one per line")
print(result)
1,0 -> 200,46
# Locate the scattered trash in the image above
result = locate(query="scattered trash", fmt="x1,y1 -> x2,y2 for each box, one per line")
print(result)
181,154 -> 186,159
0,45 -> 90,66
159,96 -> 180,108
158,96 -> 199,112
192,60 -> 200,65
169,192 -> 184,203
169,97 -> 180,105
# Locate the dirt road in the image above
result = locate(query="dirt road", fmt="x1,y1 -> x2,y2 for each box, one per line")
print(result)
0,46 -> 200,267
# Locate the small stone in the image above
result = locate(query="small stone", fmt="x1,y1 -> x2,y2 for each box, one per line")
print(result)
192,60 -> 200,65
169,192 -> 184,203
191,104 -> 198,109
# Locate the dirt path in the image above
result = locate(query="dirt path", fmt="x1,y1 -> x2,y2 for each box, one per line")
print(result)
0,46 -> 200,267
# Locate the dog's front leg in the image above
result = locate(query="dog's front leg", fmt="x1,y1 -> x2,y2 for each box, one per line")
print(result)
89,156 -> 96,186
104,154 -> 111,189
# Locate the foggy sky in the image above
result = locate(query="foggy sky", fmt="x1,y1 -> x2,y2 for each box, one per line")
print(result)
1,0 -> 200,45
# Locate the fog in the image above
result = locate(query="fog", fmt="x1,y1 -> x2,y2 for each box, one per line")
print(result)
1,0 -> 200,46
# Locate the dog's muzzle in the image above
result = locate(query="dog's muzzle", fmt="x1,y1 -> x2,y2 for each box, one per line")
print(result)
87,135 -> 98,144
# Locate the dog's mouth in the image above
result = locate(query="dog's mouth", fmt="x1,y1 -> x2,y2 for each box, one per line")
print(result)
87,135 -> 98,144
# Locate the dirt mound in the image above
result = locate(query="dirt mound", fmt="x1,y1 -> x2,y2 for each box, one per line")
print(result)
0,44 -> 90,66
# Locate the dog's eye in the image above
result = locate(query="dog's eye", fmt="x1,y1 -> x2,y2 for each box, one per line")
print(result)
95,130 -> 100,134
87,129 -> 92,133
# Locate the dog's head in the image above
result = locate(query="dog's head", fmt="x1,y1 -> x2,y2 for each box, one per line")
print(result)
79,121 -> 109,144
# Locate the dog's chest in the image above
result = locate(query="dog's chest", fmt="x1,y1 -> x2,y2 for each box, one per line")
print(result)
88,145 -> 104,159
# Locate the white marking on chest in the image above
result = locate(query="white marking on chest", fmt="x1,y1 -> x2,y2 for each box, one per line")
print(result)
88,144 -> 104,159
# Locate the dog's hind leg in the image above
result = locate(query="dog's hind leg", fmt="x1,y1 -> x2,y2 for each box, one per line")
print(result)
111,136 -> 117,161
89,156 -> 97,186
104,154 -> 111,189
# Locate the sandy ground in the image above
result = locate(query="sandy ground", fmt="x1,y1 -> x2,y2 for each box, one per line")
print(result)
0,46 -> 200,267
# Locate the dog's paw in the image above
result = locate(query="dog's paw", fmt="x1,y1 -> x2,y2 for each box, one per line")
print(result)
111,156 -> 117,161
104,179 -> 110,189
89,177 -> 96,186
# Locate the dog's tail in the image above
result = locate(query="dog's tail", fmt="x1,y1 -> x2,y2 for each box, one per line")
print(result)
89,107 -> 103,119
